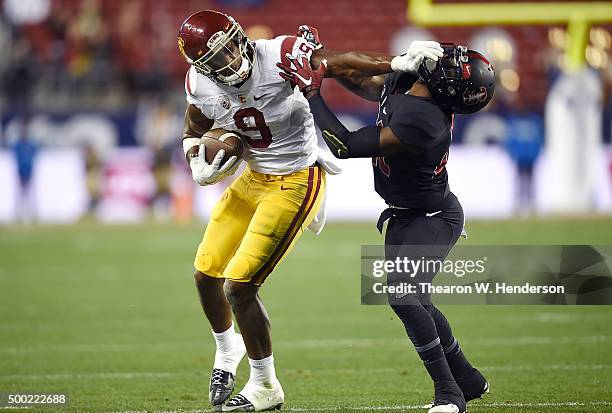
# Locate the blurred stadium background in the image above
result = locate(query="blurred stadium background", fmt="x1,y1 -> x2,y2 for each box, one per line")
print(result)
0,0 -> 611,224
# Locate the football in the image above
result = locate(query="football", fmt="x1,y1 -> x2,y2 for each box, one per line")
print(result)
200,128 -> 244,165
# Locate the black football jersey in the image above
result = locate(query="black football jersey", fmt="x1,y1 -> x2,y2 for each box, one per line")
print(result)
373,72 -> 453,209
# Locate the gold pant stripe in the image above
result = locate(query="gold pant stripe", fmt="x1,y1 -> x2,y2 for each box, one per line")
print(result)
251,165 -> 322,286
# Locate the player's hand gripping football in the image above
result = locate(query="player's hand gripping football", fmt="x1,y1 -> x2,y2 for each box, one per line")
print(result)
277,54 -> 327,98
296,25 -> 324,49
189,144 -> 238,186
391,40 -> 444,74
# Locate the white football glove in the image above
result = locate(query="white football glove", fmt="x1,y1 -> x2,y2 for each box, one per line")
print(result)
391,40 -> 444,75
189,144 -> 239,186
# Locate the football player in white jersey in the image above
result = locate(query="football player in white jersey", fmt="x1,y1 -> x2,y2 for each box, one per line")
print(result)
178,10 -> 443,412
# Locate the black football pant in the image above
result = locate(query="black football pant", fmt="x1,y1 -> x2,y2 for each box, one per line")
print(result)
382,193 -> 471,383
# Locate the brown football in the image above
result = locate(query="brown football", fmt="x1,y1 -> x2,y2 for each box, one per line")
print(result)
200,128 -> 244,165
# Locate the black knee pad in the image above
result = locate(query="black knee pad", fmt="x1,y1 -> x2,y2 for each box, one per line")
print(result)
389,295 -> 422,320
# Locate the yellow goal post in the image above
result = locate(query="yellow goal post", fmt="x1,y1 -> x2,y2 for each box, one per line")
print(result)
408,0 -> 612,70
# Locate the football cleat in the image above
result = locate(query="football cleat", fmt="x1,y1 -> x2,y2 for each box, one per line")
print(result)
222,380 -> 284,412
425,369 -> 489,409
455,368 -> 489,402
428,401 -> 464,413
210,369 -> 236,409
428,381 -> 466,413
210,333 -> 247,409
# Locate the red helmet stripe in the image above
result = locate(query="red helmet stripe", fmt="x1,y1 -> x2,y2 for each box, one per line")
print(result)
468,51 -> 491,67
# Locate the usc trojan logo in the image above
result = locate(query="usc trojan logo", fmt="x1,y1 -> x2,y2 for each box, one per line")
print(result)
178,37 -> 187,59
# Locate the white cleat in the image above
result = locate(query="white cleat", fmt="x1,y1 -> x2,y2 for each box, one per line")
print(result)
428,403 -> 462,413
222,380 -> 284,412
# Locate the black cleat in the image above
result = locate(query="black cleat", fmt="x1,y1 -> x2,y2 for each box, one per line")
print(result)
455,368 -> 489,402
428,380 -> 466,413
209,368 -> 236,409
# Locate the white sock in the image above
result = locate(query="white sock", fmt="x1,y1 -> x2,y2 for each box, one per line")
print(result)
248,354 -> 277,386
212,323 -> 241,374
212,322 -> 236,353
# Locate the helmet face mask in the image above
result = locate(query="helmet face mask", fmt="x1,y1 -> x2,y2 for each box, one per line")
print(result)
178,11 -> 254,86
418,43 -> 495,114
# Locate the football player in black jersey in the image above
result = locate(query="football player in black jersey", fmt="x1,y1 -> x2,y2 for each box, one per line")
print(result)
278,33 -> 495,413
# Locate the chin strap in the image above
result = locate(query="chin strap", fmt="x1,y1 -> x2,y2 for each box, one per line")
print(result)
216,55 -> 251,85
215,41 -> 254,86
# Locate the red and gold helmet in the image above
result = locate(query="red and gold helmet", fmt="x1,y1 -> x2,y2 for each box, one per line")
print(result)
178,10 -> 254,85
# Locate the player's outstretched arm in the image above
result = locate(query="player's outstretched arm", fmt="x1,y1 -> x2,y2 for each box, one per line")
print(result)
308,90 -> 408,159
294,25 -> 392,78
334,76 -> 387,102
309,43 -> 442,79
312,48 -> 393,78
278,56 -> 410,159
294,26 -> 441,102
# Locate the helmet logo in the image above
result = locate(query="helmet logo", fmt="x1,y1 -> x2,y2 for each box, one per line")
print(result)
220,96 -> 231,110
207,31 -> 225,48
224,22 -> 231,31
462,64 -> 471,79
463,87 -> 488,105
178,37 -> 187,58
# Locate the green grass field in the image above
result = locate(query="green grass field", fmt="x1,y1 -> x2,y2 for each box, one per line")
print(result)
1,217 -> 612,413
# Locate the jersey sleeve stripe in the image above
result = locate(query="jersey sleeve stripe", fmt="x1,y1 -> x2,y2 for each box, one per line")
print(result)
185,69 -> 195,97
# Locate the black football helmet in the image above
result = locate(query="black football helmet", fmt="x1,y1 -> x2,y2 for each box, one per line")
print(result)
418,43 -> 495,114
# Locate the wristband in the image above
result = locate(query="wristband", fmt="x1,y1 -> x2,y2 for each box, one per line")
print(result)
390,55 -> 405,72
183,137 -> 199,156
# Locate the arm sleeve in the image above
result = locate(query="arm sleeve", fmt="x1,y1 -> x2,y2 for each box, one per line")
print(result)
307,93 -> 382,159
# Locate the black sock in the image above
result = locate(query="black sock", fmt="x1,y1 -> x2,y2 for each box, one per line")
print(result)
423,355 -> 456,384
426,305 -> 474,378
390,301 -> 456,384
425,305 -> 453,344
444,339 -> 474,378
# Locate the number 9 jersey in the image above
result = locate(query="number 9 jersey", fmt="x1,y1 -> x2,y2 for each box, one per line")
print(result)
185,35 -> 319,175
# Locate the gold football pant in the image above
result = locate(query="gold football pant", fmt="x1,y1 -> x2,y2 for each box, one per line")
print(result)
194,164 -> 325,286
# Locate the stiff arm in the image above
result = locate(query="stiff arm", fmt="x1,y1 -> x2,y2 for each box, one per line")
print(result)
311,47 -> 387,102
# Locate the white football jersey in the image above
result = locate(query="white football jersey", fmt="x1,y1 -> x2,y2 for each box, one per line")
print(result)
185,35 -> 319,175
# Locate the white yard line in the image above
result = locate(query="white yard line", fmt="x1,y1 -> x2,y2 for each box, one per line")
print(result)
1,364 -> 611,381
0,372 -> 180,380
105,401 -> 612,413
1,335 -> 611,354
